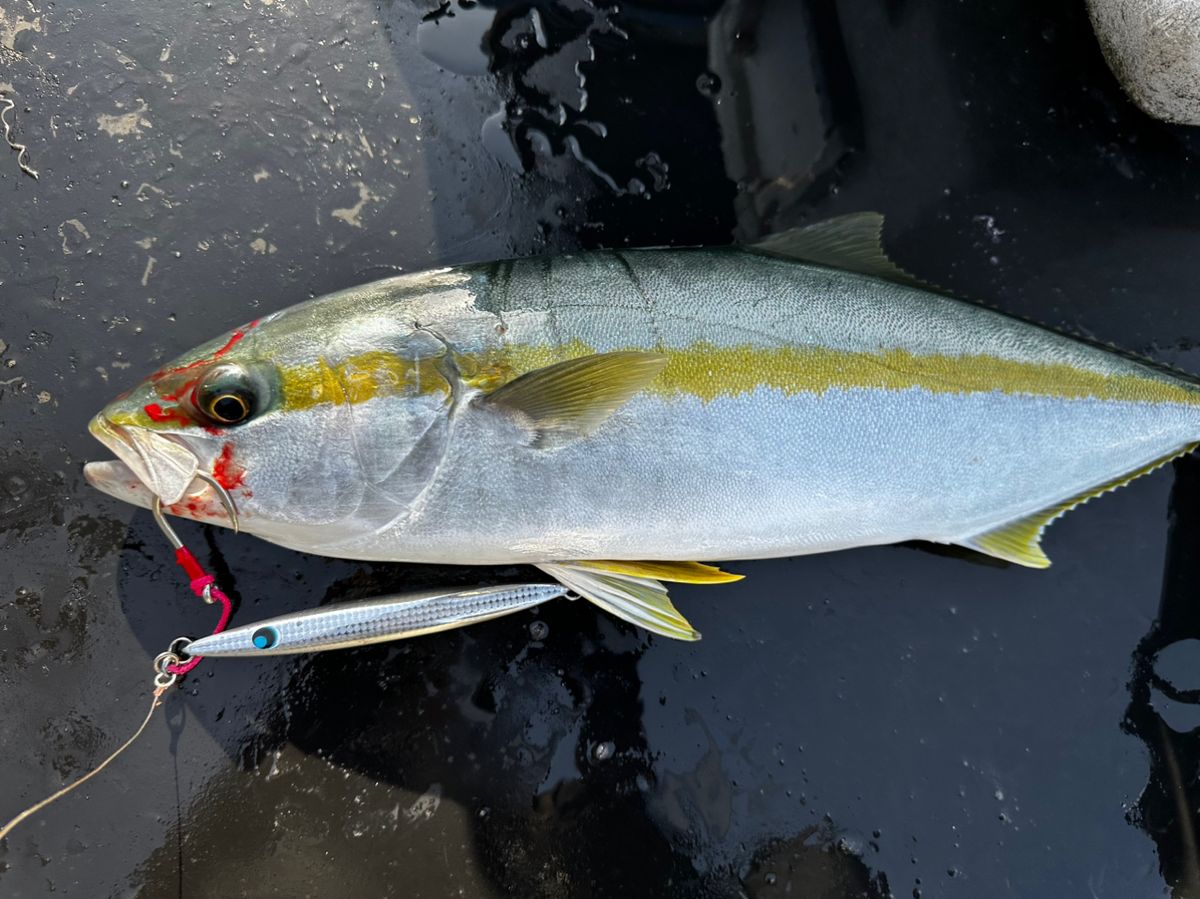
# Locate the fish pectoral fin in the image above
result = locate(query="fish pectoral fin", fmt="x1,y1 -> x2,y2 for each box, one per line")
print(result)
957,443 -> 1200,568
749,212 -> 926,289
482,351 -> 667,438
537,560 -> 739,641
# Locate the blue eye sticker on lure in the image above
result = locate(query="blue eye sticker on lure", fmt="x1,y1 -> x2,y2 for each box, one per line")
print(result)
251,626 -> 279,650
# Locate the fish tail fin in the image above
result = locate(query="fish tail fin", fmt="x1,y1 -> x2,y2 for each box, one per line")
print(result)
537,560 -> 742,641
956,442 -> 1199,567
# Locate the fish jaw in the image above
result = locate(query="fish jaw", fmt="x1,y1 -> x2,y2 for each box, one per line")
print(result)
88,413 -> 203,505
83,458 -> 237,529
86,414 -> 236,528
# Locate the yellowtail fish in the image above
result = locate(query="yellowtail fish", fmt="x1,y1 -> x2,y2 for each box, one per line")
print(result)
84,213 -> 1200,641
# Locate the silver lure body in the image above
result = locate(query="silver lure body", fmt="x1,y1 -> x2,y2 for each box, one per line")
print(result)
183,583 -> 568,657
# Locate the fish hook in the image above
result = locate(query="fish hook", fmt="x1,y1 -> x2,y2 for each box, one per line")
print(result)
151,470 -> 241,548
196,471 -> 241,534
152,473 -> 239,610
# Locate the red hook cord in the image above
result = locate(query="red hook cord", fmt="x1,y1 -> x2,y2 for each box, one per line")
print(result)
165,547 -> 233,675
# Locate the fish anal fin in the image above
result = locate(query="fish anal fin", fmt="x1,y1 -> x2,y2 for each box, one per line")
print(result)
749,212 -> 926,290
537,560 -> 733,641
483,351 -> 667,438
958,443 -> 1199,568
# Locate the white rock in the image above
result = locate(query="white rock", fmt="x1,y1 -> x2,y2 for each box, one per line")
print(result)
1088,0 -> 1200,125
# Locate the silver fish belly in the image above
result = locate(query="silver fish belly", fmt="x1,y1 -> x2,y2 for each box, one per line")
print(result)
182,583 -> 568,657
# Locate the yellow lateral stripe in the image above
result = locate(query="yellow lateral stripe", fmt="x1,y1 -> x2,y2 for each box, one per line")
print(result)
502,341 -> 1200,406
270,341 -> 1200,414
585,560 -> 745,584
278,350 -> 515,412
280,352 -> 447,410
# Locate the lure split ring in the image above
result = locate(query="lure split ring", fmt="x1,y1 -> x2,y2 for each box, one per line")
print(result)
169,636 -> 193,658
151,651 -> 180,690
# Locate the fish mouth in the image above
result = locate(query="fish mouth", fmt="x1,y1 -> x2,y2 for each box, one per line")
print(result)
85,416 -> 241,532
83,458 -> 163,512
86,415 -> 201,505
86,415 -> 246,532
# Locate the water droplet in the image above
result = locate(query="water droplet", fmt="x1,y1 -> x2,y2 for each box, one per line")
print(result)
696,71 -> 721,96
529,620 -> 549,640
481,110 -> 524,171
6,475 -> 28,498
529,8 -> 548,48
591,741 -> 615,763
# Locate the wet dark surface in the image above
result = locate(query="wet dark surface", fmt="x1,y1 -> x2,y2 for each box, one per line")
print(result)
3,0 -> 1200,896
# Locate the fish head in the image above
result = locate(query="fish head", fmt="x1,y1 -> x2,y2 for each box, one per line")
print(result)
85,289 -> 467,545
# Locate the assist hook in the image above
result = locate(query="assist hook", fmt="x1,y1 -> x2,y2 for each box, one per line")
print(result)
151,470 -> 241,548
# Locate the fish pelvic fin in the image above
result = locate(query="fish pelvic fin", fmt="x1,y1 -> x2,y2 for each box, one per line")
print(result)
748,212 -> 927,290
958,442 -> 1200,568
482,351 -> 667,439
536,560 -> 741,641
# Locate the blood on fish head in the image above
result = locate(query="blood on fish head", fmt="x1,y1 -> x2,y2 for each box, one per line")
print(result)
85,319 -> 269,511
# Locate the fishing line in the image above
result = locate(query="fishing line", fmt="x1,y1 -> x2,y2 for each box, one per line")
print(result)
0,669 -> 174,841
0,92 -> 39,180
0,518 -> 234,841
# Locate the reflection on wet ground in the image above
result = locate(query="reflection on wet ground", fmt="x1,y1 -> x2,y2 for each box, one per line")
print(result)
1125,454 -> 1200,897
3,0 -> 1200,896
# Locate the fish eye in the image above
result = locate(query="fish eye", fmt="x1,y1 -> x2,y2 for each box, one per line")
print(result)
211,393 -> 249,423
251,626 -> 278,650
196,364 -> 259,426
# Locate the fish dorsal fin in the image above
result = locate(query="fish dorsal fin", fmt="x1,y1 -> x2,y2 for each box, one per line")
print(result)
749,212 -> 924,288
959,443 -> 1199,568
483,351 -> 667,438
537,560 -> 742,641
